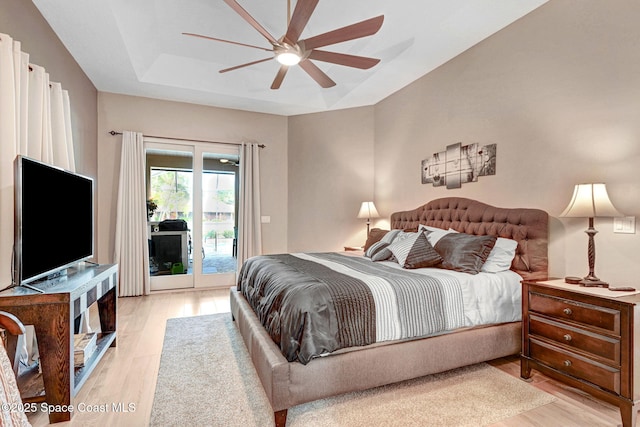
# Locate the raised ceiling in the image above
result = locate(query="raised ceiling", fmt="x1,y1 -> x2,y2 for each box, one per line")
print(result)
33,0 -> 548,116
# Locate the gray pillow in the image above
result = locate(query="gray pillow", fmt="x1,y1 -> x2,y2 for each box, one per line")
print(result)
387,231 -> 442,269
364,228 -> 389,251
434,233 -> 497,274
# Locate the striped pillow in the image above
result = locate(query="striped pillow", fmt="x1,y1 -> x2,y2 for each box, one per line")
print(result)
365,229 -> 401,261
387,231 -> 443,269
364,228 -> 389,251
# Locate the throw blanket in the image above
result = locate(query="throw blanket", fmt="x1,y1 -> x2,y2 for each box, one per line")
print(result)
237,253 -> 465,364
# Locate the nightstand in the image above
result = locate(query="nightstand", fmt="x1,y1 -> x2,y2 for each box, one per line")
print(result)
521,279 -> 640,427
343,246 -> 363,251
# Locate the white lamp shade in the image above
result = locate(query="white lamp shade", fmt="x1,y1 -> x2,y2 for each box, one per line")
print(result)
560,183 -> 623,218
357,202 -> 380,219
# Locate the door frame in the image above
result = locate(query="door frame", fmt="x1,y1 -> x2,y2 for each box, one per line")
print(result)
145,138 -> 239,291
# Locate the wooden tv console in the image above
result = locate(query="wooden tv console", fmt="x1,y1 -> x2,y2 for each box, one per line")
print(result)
0,263 -> 118,423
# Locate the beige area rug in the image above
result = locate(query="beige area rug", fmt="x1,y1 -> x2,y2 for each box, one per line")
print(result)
150,314 -> 555,426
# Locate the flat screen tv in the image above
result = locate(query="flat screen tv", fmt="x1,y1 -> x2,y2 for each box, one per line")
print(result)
14,155 -> 94,287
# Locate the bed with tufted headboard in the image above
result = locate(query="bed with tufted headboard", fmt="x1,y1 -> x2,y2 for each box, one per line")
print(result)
390,197 -> 548,281
230,197 -> 548,427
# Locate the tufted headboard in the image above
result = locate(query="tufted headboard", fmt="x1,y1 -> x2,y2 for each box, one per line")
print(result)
390,197 -> 549,281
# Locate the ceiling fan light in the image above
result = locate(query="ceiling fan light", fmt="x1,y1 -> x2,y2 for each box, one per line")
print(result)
277,52 -> 301,66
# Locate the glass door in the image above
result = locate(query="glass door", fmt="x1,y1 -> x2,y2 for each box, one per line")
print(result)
145,140 -> 238,291
192,146 -> 238,289
146,143 -> 194,291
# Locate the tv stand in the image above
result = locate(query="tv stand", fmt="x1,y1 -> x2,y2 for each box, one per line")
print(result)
0,263 -> 118,423
20,282 -> 46,293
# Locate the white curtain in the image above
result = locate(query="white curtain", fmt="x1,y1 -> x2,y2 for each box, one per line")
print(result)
0,33 -> 75,366
237,142 -> 262,270
0,35 -> 19,292
114,131 -> 150,296
0,33 -> 75,290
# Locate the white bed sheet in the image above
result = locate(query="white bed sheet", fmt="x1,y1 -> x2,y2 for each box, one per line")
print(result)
376,260 -> 523,327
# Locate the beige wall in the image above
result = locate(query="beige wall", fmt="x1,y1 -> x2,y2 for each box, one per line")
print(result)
288,107 -> 375,252
0,0 -> 97,178
97,93 -> 288,264
1,0 -> 97,282
6,0 -> 640,287
284,1 -> 640,286
373,0 -> 640,285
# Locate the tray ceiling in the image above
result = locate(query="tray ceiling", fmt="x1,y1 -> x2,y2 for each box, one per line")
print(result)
33,0 -> 548,116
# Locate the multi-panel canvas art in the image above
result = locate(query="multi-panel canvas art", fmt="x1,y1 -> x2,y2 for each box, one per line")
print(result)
422,143 -> 496,189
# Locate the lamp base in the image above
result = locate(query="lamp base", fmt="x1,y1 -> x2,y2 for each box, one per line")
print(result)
564,276 -> 583,285
579,278 -> 609,288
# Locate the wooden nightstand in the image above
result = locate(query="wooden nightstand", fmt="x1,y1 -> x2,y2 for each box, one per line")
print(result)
521,279 -> 640,427
343,246 -> 363,252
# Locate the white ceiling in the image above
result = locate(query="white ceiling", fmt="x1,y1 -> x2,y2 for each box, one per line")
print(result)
33,0 -> 548,116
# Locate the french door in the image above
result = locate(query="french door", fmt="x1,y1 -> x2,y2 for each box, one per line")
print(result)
145,138 -> 239,291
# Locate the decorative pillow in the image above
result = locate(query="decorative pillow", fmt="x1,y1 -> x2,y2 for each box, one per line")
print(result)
364,228 -> 389,251
418,224 -> 443,232
369,230 -> 418,262
434,233 -> 497,274
481,237 -> 518,273
387,231 -> 443,269
365,229 -> 401,260
418,225 -> 456,246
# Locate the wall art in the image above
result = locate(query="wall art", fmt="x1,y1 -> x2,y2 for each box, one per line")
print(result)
421,142 -> 496,189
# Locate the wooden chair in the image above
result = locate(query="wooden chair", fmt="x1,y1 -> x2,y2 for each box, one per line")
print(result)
0,311 -> 31,426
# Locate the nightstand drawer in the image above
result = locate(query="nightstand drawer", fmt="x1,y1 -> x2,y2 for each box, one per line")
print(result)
530,338 -> 620,394
529,291 -> 620,333
529,315 -> 620,364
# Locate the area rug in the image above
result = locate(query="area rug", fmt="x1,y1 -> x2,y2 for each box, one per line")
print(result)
150,314 -> 555,426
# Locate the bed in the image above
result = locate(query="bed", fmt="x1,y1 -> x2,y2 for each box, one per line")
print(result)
230,197 -> 548,426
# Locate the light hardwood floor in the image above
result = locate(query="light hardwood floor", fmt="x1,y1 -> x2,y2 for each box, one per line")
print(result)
25,288 -> 627,427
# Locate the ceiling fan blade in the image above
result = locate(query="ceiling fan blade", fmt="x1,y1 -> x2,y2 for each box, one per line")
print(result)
301,15 -> 384,50
182,33 -> 273,52
223,0 -> 278,45
219,57 -> 273,73
271,66 -> 289,90
284,0 -> 319,44
307,50 -> 380,69
299,60 -> 336,88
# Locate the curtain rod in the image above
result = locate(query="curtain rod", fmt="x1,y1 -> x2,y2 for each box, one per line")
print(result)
108,131 -> 265,148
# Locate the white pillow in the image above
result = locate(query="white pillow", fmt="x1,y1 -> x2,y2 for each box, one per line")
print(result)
418,224 -> 456,246
481,237 -> 518,273
418,224 -> 443,233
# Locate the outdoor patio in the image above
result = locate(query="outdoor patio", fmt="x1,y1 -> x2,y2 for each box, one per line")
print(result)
193,237 -> 236,275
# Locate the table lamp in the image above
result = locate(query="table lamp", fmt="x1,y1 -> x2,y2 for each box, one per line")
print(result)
357,202 -> 379,236
560,183 -> 622,287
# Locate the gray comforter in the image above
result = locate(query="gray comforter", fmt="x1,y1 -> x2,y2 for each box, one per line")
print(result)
237,252 -> 465,364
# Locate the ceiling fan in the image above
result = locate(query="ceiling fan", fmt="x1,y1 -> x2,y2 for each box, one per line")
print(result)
183,0 -> 384,89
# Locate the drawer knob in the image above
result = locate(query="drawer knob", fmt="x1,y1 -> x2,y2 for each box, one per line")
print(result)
564,360 -> 572,367
563,334 -> 572,341
563,308 -> 573,315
